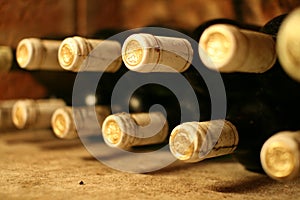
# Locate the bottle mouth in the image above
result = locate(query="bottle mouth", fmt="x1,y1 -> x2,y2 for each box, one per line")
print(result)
277,7 -> 300,82
60,44 -> 74,66
16,38 -> 44,70
199,24 -> 236,71
121,33 -> 159,72
58,40 -> 76,70
261,136 -> 299,181
122,39 -> 144,67
16,41 -> 32,68
51,108 -> 73,139
169,129 -> 196,161
12,101 -> 30,129
102,119 -> 123,147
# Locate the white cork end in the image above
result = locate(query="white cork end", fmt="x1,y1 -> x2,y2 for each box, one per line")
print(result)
170,120 -> 238,162
58,36 -> 90,71
51,107 -> 77,139
199,24 -> 276,73
169,122 -> 202,162
101,113 -> 137,149
122,33 -> 193,73
59,36 -> 121,72
277,8 -> 300,82
12,100 -> 36,129
16,38 -> 44,70
261,131 -> 300,181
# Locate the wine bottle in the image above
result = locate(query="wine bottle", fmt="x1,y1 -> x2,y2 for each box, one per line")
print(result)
276,8 -> 300,82
0,46 -> 15,72
169,119 -> 238,162
51,105 -> 110,139
198,24 -> 276,73
121,33 -> 212,121
58,36 -> 122,72
256,12 -> 300,124
12,99 -> 66,130
193,18 -> 270,104
260,130 -> 300,181
16,38 -> 63,71
169,96 -> 299,173
101,112 -> 168,150
14,38 -> 77,105
0,100 -> 18,131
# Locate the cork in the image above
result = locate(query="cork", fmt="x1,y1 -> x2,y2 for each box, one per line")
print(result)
169,120 -> 239,162
122,33 -> 193,73
58,36 -> 122,72
51,106 -> 111,139
277,8 -> 300,82
0,46 -> 13,72
102,112 -> 169,149
12,99 -> 66,130
261,131 -> 300,181
16,38 -> 63,71
0,100 -> 18,131
199,24 -> 276,73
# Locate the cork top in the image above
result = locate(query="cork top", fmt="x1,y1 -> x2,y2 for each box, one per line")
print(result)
58,36 -> 86,71
199,24 -> 276,73
12,100 -> 36,129
51,107 -> 77,139
102,113 -> 136,148
170,120 -> 238,162
261,131 -> 300,181
277,8 -> 300,82
122,33 -> 159,72
102,119 -> 123,145
122,33 -> 193,72
16,38 -> 43,70
199,24 -> 241,72
169,122 -> 202,162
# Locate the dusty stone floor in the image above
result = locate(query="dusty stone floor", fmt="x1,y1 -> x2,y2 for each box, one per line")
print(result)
0,129 -> 299,200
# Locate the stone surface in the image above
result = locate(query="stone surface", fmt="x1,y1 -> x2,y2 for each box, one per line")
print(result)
0,130 -> 299,199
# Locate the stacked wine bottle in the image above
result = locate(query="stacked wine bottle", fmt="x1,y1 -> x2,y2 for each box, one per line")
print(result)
1,7 -> 300,182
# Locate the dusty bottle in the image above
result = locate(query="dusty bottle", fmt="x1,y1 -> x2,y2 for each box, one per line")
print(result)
0,46 -> 18,72
12,99 -> 66,130
169,96 -> 300,173
51,105 -> 111,139
121,32 -> 212,122
169,119 -> 239,162
102,112 -> 169,150
0,100 -> 18,132
261,130 -> 300,181
276,8 -> 300,82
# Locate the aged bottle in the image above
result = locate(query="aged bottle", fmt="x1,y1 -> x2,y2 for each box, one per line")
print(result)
0,100 -> 18,132
51,105 -> 110,139
102,112 -> 169,150
260,131 -> 300,181
198,24 -> 276,73
122,33 -> 212,121
257,12 -> 300,122
15,37 -> 77,105
58,36 -> 122,72
169,119 -> 238,162
276,8 -> 300,82
169,95 -> 300,173
12,99 -> 66,130
16,38 -> 63,71
0,46 -> 15,72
